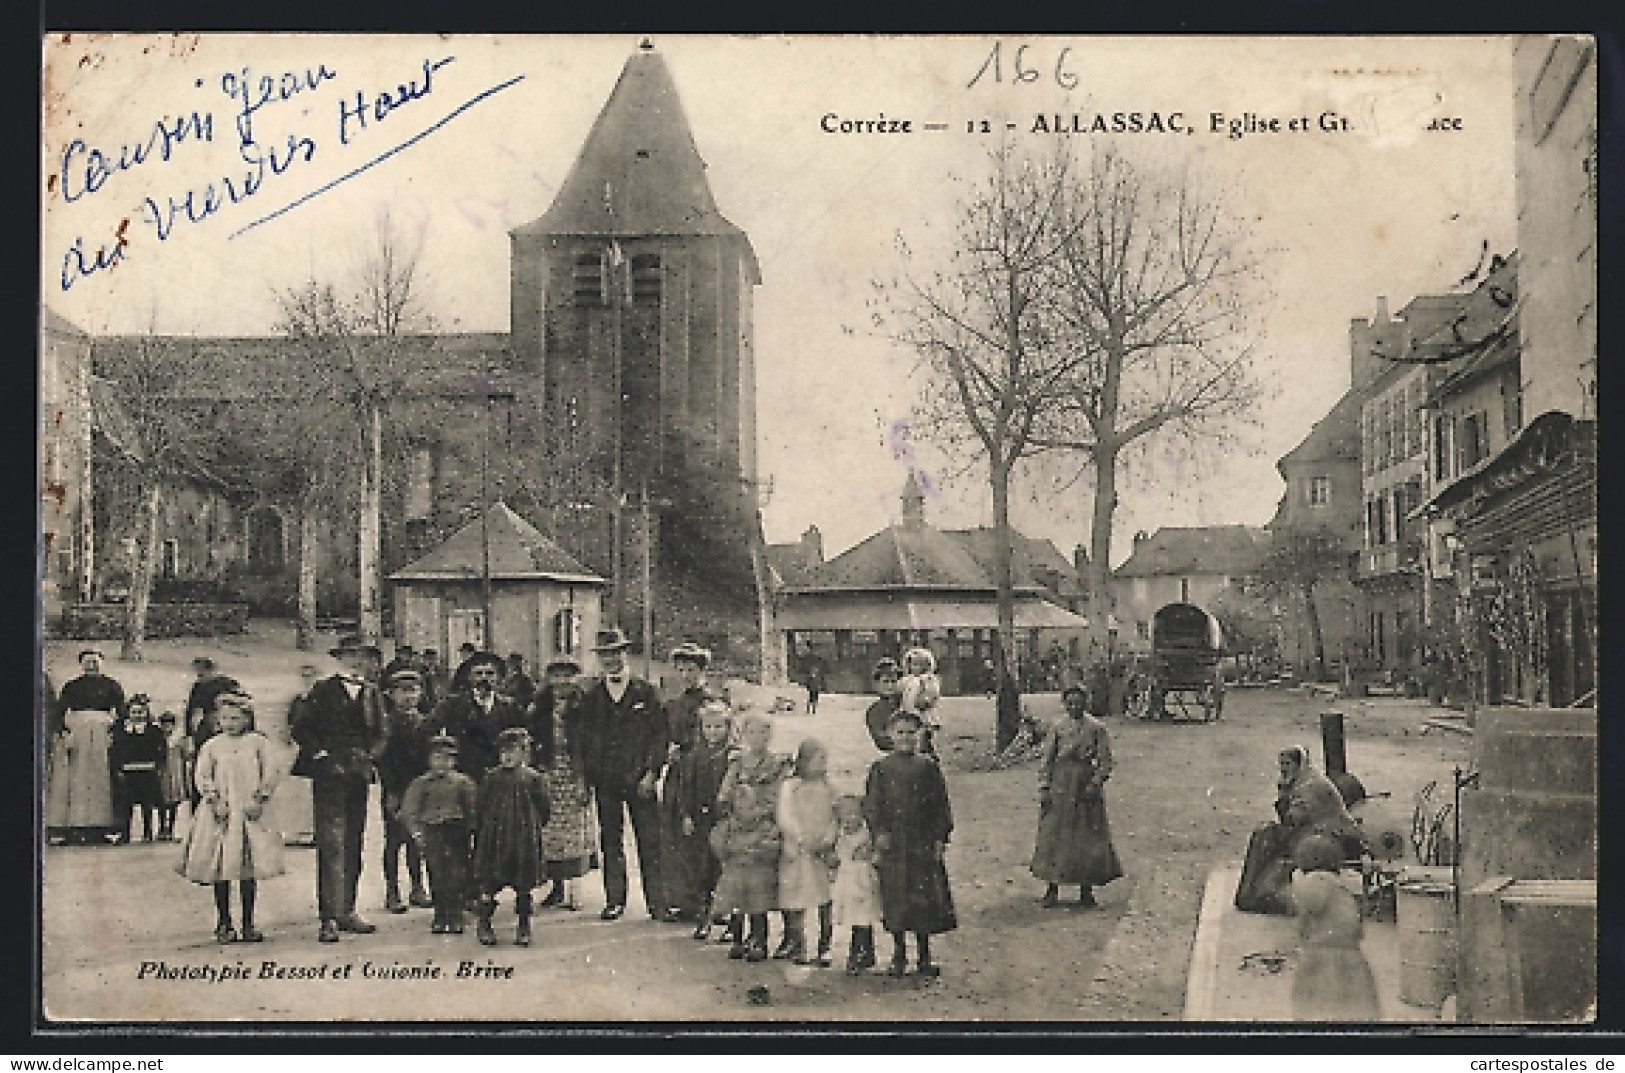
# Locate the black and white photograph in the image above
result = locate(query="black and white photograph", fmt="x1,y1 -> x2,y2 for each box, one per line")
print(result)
38,33 -> 1597,1024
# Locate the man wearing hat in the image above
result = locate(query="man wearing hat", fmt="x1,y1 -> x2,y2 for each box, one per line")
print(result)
865,657 -> 904,753
183,657 -> 226,815
576,627 -> 669,921
428,651 -> 527,783
291,636 -> 387,943
376,669 -> 432,913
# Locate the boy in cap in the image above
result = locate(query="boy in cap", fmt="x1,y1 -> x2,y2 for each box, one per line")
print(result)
377,669 -> 432,913
401,734 -> 479,934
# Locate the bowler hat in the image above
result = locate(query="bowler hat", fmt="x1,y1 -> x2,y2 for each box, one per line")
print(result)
544,657 -> 583,676
669,642 -> 712,668
428,733 -> 459,754
386,669 -> 424,687
329,635 -> 383,660
592,627 -> 633,653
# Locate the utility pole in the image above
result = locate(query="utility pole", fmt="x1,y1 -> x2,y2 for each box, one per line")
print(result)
479,356 -> 493,651
642,478 -> 654,680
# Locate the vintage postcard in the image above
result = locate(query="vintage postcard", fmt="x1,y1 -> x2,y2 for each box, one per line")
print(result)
39,34 -> 1597,1026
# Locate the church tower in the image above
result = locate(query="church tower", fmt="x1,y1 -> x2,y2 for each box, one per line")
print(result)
509,42 -> 763,650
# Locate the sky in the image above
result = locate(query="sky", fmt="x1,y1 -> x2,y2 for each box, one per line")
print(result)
41,34 -> 1519,566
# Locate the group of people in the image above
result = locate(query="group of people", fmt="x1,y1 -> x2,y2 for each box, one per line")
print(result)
44,650 -> 228,847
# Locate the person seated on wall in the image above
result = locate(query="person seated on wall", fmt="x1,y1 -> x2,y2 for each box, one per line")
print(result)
1233,745 -> 1367,915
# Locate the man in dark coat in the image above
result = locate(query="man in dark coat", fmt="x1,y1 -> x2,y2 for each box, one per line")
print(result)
658,642 -> 713,922
291,636 -> 386,943
576,628 -> 668,921
428,652 -> 527,782
502,653 -> 537,713
183,657 -> 225,814
864,657 -> 903,753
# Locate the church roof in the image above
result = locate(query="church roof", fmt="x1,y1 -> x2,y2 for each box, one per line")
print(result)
513,47 -> 753,249
390,501 -> 606,585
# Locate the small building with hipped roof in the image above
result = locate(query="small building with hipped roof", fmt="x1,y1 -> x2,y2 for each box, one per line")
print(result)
773,473 -> 1091,695
389,501 -> 605,673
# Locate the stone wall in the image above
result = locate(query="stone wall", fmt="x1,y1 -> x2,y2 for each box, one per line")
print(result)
56,602 -> 250,639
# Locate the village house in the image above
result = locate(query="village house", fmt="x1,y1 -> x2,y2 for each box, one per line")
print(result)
1110,525 -> 1269,653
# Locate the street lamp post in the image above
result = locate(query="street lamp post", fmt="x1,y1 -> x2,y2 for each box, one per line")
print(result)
479,355 -> 493,651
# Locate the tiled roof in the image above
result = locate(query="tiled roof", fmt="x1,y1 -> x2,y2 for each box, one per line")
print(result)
942,528 -> 1086,598
765,543 -> 820,588
391,501 -> 605,583
1114,525 -> 1269,579
1277,385 -> 1366,473
87,375 -> 143,464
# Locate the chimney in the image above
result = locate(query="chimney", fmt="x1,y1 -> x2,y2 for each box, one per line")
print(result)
900,471 -> 926,529
801,524 -> 824,566
1073,544 -> 1090,574
1350,296 -> 1393,391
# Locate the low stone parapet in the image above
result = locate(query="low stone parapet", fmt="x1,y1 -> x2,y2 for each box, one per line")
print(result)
55,602 -> 251,639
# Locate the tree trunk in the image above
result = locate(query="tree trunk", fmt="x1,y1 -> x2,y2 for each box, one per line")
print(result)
1087,444 -> 1120,655
358,401 -> 383,644
1304,582 -> 1327,681
296,495 -> 319,651
121,482 -> 163,662
991,464 -> 1021,750
749,525 -> 785,687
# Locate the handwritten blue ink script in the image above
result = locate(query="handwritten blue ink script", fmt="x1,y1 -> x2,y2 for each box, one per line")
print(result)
55,54 -> 524,291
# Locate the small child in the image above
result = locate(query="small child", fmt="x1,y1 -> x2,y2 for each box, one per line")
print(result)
111,695 -> 166,843
176,681 -> 285,943
865,709 -> 957,977
676,700 -> 734,940
831,794 -> 881,974
156,711 -> 188,841
1289,834 -> 1381,1021
712,713 -> 790,962
776,739 -> 839,966
472,727 -> 551,946
899,647 -> 942,756
400,734 -> 479,934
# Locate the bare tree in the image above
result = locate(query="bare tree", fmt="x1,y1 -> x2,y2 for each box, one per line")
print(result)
1038,146 -> 1268,645
873,146 -> 1086,749
107,335 -> 219,660
1252,525 -> 1352,682
276,211 -> 434,646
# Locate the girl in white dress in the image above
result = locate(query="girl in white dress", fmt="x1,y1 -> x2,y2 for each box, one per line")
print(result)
831,794 -> 881,974
177,682 -> 285,943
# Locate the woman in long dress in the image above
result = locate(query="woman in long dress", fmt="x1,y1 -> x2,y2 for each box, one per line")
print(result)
530,659 -> 595,910
46,651 -> 126,845
1031,684 -> 1124,907
1234,745 -> 1366,914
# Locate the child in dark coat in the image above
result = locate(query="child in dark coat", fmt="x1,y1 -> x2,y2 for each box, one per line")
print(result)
472,727 -> 551,946
864,709 -> 957,978
110,695 -> 167,843
675,701 -> 734,940
401,734 -> 479,934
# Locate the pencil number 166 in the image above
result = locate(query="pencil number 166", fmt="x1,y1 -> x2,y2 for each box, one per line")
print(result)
966,42 -> 1080,91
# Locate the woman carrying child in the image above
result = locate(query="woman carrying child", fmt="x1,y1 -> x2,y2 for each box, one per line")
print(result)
864,709 -> 956,977
776,738 -> 839,966
176,680 -> 285,943
712,712 -> 789,962
472,727 -> 552,946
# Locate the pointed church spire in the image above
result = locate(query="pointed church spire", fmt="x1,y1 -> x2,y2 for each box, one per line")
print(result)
516,46 -> 747,242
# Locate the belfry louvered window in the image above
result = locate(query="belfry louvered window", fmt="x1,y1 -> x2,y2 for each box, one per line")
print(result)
573,251 -> 604,306
631,254 -> 661,306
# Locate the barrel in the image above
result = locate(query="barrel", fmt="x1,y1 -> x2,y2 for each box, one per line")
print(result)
1398,879 -> 1457,1007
